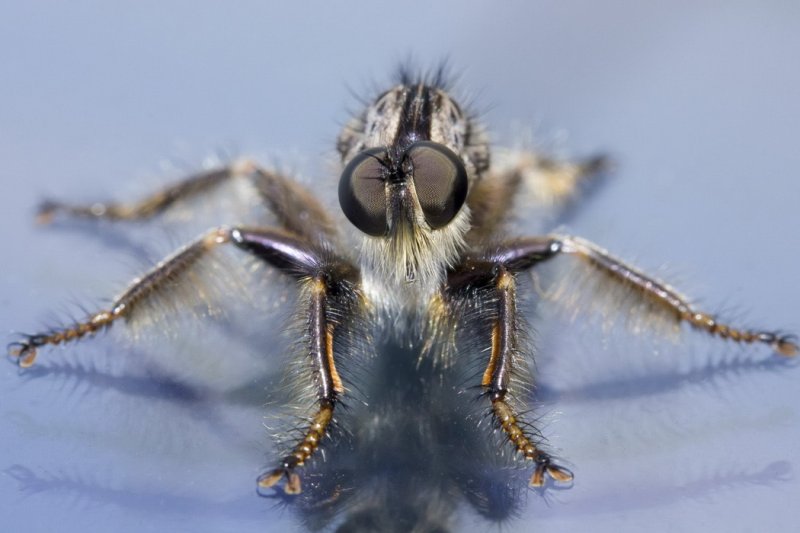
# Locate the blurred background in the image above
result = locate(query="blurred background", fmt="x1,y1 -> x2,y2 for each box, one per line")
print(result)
1,2 -> 798,532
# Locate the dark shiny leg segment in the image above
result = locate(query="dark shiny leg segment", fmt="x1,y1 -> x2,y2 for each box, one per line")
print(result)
11,224 -> 354,496
471,235 -> 796,357
450,233 -> 796,488
232,229 -> 351,496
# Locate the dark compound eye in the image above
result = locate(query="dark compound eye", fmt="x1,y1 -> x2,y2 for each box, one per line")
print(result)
407,141 -> 468,229
338,148 -> 388,236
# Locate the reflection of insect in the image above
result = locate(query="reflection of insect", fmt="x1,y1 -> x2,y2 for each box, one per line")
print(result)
9,68 -> 797,521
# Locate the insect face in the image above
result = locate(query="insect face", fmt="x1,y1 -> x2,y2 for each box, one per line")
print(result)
338,83 -> 486,303
338,141 -> 469,237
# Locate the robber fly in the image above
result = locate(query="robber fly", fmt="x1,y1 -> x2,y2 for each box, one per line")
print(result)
9,68 -> 797,529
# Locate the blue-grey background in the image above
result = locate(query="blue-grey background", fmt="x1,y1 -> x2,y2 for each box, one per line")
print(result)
1,2 -> 798,532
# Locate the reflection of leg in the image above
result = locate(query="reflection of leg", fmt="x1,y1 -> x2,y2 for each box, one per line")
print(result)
482,267 -> 573,488
9,228 -> 231,368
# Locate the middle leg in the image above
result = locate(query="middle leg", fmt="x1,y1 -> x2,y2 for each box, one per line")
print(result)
467,235 -> 797,356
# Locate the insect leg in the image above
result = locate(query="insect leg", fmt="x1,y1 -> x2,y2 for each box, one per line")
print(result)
37,167 -> 236,223
232,228 -> 353,495
467,152 -> 606,242
516,153 -> 608,208
37,161 -> 338,244
8,227 -> 232,367
485,235 -> 798,356
483,266 -> 573,487
11,224 -> 351,493
255,279 -> 342,495
8,226 -> 350,368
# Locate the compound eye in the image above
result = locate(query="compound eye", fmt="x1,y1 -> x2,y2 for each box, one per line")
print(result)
407,141 -> 468,229
338,148 -> 388,236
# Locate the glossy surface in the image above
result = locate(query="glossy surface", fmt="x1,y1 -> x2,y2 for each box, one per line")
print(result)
1,2 -> 799,532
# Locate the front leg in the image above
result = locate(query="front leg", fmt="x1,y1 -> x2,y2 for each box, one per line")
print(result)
252,276 -> 343,495
448,262 -> 574,487
485,266 -> 575,487
450,234 -> 796,487
232,228 -> 357,495
10,225 -> 358,495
